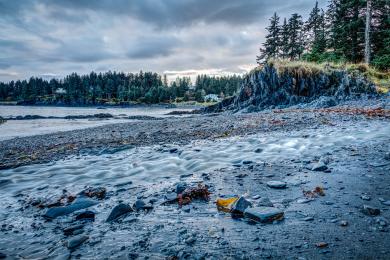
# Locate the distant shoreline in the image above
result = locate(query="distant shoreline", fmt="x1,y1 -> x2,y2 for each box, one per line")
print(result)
0,101 -> 207,109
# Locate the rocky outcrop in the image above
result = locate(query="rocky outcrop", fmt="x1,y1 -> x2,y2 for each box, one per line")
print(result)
205,63 -> 377,113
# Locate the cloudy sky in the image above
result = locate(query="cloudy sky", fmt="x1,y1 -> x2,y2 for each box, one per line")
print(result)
0,0 -> 327,82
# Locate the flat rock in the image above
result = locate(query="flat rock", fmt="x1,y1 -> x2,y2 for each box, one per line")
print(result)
267,181 -> 287,189
44,198 -> 98,219
67,235 -> 88,249
106,203 -> 133,222
244,207 -> 284,223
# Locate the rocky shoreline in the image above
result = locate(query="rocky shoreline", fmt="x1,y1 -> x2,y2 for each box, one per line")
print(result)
0,98 -> 390,259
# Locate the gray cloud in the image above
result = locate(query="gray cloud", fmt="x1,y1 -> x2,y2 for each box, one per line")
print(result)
0,0 -> 328,82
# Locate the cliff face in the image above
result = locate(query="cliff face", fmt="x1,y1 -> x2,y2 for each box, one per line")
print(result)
204,64 -> 377,113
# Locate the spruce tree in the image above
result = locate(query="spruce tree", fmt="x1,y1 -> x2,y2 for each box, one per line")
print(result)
287,13 -> 305,60
305,2 -> 327,61
257,12 -> 281,63
280,18 -> 290,59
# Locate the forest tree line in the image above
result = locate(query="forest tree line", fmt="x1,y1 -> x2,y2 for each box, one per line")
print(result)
0,71 -> 242,105
258,0 -> 389,70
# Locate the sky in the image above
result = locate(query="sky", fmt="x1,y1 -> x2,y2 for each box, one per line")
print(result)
0,0 -> 328,82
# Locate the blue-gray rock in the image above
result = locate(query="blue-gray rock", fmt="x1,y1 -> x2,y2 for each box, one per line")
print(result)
231,197 -> 252,216
63,224 -> 84,236
266,181 -> 287,189
176,182 -> 188,194
312,162 -> 328,172
106,203 -> 133,222
381,200 -> 390,206
133,200 -> 153,211
257,197 -> 273,207
67,235 -> 88,249
75,210 -> 95,221
362,205 -> 380,216
44,198 -> 98,219
244,207 -> 284,223
163,192 -> 178,204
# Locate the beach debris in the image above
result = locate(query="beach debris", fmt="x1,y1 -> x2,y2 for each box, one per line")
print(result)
216,197 -> 239,213
177,183 -> 210,207
244,207 -> 284,223
79,187 -> 107,200
303,186 -> 325,198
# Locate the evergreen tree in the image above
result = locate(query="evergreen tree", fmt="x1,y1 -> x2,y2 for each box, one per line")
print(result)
287,13 -> 305,60
257,12 -> 281,63
280,18 -> 290,59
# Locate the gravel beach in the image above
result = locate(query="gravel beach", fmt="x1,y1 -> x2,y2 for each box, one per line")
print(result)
0,99 -> 390,259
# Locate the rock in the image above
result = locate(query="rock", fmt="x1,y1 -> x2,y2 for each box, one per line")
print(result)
256,197 -> 273,207
63,224 -> 84,236
309,96 -> 337,108
79,187 -> 106,200
75,211 -> 95,221
176,182 -> 188,194
362,205 -> 380,216
340,220 -> 348,226
44,198 -> 98,219
169,148 -> 178,153
244,207 -> 284,223
230,197 -> 252,216
164,192 -> 178,204
203,63 -> 376,113
361,195 -> 371,201
381,200 -> 390,206
266,181 -> 287,189
133,200 -> 153,211
242,160 -> 253,165
316,242 -> 328,248
303,217 -> 314,221
254,148 -> 263,153
106,203 -> 133,222
133,200 -> 146,210
185,237 -> 196,245
312,162 -> 328,172
67,235 -> 88,249
297,198 -> 312,204
0,252 -> 6,259
252,195 -> 261,200
384,153 -> 390,161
